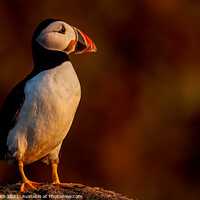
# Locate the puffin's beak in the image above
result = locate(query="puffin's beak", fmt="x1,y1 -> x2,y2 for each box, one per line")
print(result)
73,27 -> 97,54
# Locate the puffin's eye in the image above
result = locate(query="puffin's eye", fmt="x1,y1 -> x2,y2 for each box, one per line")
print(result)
58,25 -> 66,34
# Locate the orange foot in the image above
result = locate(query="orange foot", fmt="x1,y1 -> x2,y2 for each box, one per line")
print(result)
51,163 -> 86,189
21,180 -> 43,192
53,182 -> 85,188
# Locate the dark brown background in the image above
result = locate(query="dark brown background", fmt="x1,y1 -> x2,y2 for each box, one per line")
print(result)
0,0 -> 200,200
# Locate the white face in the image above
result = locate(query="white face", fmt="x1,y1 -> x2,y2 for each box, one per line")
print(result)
36,21 -> 76,54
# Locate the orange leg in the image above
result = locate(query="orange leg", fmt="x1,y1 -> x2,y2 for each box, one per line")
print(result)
51,163 -> 85,188
18,161 -> 42,192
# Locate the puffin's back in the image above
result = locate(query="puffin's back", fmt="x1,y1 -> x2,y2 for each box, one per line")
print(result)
0,82 -> 26,160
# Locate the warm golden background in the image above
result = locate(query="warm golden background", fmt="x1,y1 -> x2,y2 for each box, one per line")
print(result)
0,0 -> 200,199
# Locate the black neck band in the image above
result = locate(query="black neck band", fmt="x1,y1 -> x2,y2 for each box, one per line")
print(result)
32,41 -> 70,72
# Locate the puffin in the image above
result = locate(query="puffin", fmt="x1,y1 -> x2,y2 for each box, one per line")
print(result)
0,19 -> 97,192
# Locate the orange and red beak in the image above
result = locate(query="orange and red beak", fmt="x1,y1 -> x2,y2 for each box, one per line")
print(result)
73,27 -> 97,54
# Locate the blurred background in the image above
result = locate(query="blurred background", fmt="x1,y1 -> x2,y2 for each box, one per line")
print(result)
0,0 -> 200,199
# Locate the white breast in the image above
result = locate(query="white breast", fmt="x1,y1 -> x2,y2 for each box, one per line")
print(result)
7,61 -> 81,164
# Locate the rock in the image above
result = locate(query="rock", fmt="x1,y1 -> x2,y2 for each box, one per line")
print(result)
0,183 -> 133,200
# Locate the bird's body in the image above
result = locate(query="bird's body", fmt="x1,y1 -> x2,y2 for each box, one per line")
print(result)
0,19 -> 97,192
6,61 -> 80,165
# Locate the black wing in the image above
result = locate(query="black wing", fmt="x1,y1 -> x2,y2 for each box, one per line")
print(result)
0,81 -> 26,160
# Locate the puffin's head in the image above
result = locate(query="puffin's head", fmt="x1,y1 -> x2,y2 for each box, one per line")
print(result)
32,19 -> 97,55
